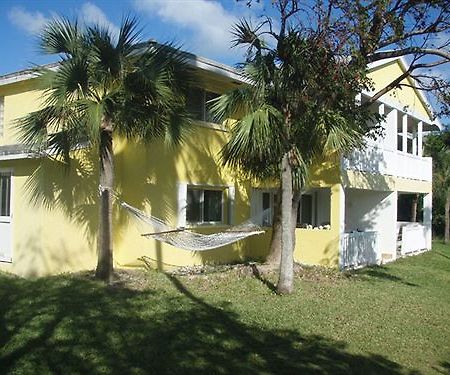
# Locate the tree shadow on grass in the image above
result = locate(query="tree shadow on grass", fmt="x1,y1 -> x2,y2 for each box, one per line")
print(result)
436,251 -> 450,261
0,272 -> 419,375
345,266 -> 419,287
434,361 -> 450,375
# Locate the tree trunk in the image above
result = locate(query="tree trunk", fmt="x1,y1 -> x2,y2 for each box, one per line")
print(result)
411,193 -> 418,222
95,119 -> 114,283
266,189 -> 282,267
267,189 -> 301,267
445,191 -> 450,244
277,152 -> 294,294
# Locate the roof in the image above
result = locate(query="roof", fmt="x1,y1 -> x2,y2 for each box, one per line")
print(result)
0,52 -> 244,88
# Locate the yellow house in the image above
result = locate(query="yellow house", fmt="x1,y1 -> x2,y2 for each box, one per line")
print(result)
0,54 -> 441,277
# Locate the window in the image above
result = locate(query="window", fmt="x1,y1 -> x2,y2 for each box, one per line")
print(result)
0,96 -> 4,137
186,187 -> 223,224
187,88 -> 220,123
253,188 -> 331,228
297,194 -> 313,226
0,172 -> 11,217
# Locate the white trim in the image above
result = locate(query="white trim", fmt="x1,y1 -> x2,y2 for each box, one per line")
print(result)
362,90 -> 440,129
228,185 -> 235,225
0,168 -> 13,263
184,184 -> 228,227
0,153 -> 37,161
177,182 -> 187,228
417,121 -> 423,157
367,56 -> 442,128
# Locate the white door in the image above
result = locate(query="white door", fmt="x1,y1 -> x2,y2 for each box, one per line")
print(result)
0,171 -> 12,262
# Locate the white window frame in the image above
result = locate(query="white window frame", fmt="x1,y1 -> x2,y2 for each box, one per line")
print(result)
178,183 -> 232,227
251,188 -> 278,227
0,168 -> 13,263
252,189 -> 319,228
0,169 -> 12,222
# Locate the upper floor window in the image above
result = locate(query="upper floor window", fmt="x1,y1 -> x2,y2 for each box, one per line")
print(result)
187,88 -> 220,123
186,186 -> 223,224
0,97 -> 4,137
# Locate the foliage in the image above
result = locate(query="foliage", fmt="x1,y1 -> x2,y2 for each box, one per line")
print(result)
15,17 -> 193,282
16,18 -> 192,162
212,25 -> 379,185
243,0 -> 450,116
424,129 -> 450,236
1,243 -> 449,373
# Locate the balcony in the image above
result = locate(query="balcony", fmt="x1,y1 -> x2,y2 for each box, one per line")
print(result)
342,146 -> 432,182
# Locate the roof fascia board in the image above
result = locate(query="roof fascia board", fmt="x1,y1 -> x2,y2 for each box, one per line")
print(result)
362,89 -> 442,130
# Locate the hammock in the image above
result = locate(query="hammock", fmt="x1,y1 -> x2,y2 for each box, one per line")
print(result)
120,201 -> 265,251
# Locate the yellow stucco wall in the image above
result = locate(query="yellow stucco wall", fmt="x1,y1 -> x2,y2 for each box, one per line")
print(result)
0,57 -> 435,276
368,60 -> 431,120
0,80 -> 43,146
342,170 -> 432,194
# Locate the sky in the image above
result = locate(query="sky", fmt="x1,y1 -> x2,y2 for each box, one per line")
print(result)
0,0 -> 270,76
0,0 -> 448,124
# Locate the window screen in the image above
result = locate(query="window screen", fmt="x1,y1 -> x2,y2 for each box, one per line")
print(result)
186,187 -> 223,224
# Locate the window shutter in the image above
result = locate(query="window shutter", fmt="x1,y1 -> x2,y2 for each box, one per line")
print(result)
177,183 -> 187,227
228,185 -> 235,225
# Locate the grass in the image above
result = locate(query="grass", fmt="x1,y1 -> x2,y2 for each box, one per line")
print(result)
1,243 -> 450,374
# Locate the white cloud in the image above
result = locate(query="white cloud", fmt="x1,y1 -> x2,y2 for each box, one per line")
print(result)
133,0 -> 239,59
8,7 -> 49,35
79,2 -> 120,37
8,3 -> 119,40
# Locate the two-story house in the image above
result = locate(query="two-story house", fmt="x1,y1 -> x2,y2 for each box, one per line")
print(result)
0,54 -> 441,277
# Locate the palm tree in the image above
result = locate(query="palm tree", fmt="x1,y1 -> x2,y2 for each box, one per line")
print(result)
17,18 -> 193,283
211,20 -> 377,294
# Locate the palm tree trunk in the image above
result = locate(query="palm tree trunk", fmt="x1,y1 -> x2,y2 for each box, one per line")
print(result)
277,152 -> 294,294
267,189 -> 301,267
266,189 -> 282,266
445,191 -> 450,244
96,119 -> 114,283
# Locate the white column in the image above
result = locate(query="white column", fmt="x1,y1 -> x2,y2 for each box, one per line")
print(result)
417,121 -> 423,157
402,114 -> 408,153
412,130 -> 417,155
378,104 -> 385,148
386,108 -> 398,151
177,182 -> 187,227
339,185 -> 346,234
423,193 -> 432,249
228,185 -> 235,225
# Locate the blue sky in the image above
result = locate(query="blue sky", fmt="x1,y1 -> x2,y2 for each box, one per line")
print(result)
1,0 -> 448,123
0,0 -> 269,76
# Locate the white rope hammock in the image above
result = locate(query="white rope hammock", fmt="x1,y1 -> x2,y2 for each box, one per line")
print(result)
119,201 -> 265,251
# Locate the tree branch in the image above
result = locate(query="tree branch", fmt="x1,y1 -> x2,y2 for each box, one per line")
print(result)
368,47 -> 450,62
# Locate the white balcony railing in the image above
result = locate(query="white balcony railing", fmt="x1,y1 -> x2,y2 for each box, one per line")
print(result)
340,231 -> 379,269
397,222 -> 428,255
342,146 -> 432,182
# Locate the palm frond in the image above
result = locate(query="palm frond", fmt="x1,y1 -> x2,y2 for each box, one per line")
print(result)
40,18 -> 84,56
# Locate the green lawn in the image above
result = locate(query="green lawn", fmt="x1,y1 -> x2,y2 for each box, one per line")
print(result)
1,243 -> 450,374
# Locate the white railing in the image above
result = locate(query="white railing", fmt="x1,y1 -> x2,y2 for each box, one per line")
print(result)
340,231 -> 379,269
398,222 -> 428,255
342,146 -> 432,182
